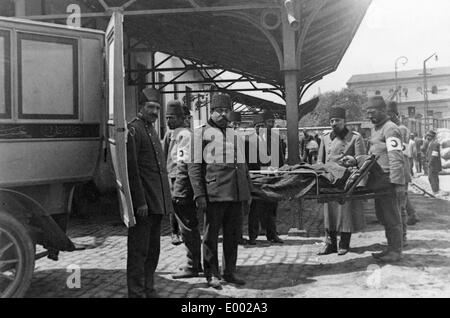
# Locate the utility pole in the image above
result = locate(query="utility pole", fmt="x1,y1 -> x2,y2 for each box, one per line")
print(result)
423,53 -> 438,132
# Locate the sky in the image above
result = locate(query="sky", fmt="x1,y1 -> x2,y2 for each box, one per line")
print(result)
243,0 -> 450,104
304,0 -> 450,100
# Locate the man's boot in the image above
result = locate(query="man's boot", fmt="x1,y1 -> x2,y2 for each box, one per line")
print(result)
338,232 -> 351,256
317,230 -> 337,255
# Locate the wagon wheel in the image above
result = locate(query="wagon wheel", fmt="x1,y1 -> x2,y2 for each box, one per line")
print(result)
0,212 -> 35,298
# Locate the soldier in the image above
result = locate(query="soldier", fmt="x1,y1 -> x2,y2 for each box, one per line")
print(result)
387,101 -> 418,243
317,106 -> 366,256
247,111 -> 285,245
366,96 -> 405,262
425,130 -> 448,196
126,88 -> 174,298
163,102 -> 183,246
188,92 -> 252,289
162,100 -> 202,279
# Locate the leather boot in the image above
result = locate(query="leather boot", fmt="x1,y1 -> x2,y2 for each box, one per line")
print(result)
317,230 -> 337,255
338,232 -> 351,255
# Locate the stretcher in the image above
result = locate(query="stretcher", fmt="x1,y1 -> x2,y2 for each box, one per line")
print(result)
250,154 -> 392,204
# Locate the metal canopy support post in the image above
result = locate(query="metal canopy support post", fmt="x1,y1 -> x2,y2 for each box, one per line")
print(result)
282,1 -> 300,165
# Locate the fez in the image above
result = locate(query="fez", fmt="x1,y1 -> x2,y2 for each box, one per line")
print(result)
228,111 -> 242,122
166,100 -> 184,117
253,114 -> 264,126
329,106 -> 346,120
142,88 -> 161,104
263,109 -> 275,121
426,130 -> 437,138
210,93 -> 232,110
366,95 -> 387,110
182,105 -> 191,117
387,101 -> 399,115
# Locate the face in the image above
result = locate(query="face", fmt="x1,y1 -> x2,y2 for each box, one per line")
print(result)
426,135 -> 433,142
330,118 -> 345,132
388,111 -> 400,125
265,119 -> 275,129
366,108 -> 385,125
184,115 -> 192,128
166,115 -> 184,130
140,102 -> 160,123
211,107 -> 230,128
254,123 -> 264,134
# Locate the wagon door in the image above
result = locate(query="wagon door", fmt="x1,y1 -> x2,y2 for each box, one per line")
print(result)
105,11 -> 135,227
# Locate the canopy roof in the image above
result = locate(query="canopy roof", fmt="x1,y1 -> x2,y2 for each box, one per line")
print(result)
117,0 -> 371,88
14,0 -> 370,90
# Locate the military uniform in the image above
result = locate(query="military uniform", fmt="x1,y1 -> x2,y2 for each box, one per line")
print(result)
368,117 -> 405,254
427,137 -> 442,193
247,126 -> 285,243
318,128 -> 366,234
126,116 -> 173,298
164,126 -> 202,275
188,118 -> 252,281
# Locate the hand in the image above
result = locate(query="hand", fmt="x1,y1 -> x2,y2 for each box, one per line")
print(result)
136,204 -> 148,217
195,196 -> 207,212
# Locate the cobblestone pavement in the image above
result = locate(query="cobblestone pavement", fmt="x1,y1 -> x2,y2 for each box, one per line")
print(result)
411,174 -> 450,200
25,193 -> 450,298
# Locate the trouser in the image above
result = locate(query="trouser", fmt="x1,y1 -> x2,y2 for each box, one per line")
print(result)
173,200 -> 201,271
414,156 -> 422,173
396,185 -> 408,241
203,201 -> 243,279
127,214 -> 162,298
248,199 -> 278,240
428,169 -> 440,193
170,212 -> 180,236
409,158 -> 414,176
169,178 -> 180,236
423,159 -> 428,175
374,175 -> 403,253
406,193 -> 417,219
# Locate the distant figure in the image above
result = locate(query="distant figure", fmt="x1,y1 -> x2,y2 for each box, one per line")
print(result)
414,134 -> 423,174
425,130 -> 448,196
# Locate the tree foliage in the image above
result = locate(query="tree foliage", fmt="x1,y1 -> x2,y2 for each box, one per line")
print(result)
299,88 -> 368,127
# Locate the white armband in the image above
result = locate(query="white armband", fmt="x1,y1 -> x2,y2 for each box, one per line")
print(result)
432,151 -> 439,157
386,137 -> 403,152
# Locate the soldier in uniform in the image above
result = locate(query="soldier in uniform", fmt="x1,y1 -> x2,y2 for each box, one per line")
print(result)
425,130 -> 447,196
188,93 -> 252,289
247,110 -> 285,245
386,101 -> 418,243
126,88 -> 174,298
366,96 -> 405,262
163,100 -> 202,279
163,102 -> 183,246
317,106 -> 366,256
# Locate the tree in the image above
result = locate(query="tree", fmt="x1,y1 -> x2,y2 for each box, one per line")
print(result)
299,88 -> 368,127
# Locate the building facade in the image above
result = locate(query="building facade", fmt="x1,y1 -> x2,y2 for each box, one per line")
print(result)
347,67 -> 450,135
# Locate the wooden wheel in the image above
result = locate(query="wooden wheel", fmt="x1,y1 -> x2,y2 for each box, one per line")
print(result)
0,212 -> 35,298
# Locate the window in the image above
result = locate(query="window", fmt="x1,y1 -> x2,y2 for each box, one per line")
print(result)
17,33 -> 78,119
0,30 -> 11,119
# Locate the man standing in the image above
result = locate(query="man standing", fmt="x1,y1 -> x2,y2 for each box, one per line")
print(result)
414,134 -> 423,174
126,88 -> 174,298
366,96 -> 405,262
317,106 -> 366,256
163,100 -> 202,279
386,101 -> 418,242
408,133 -> 416,176
163,102 -> 183,246
189,92 -> 252,289
426,130 -> 447,196
249,110 -> 285,244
